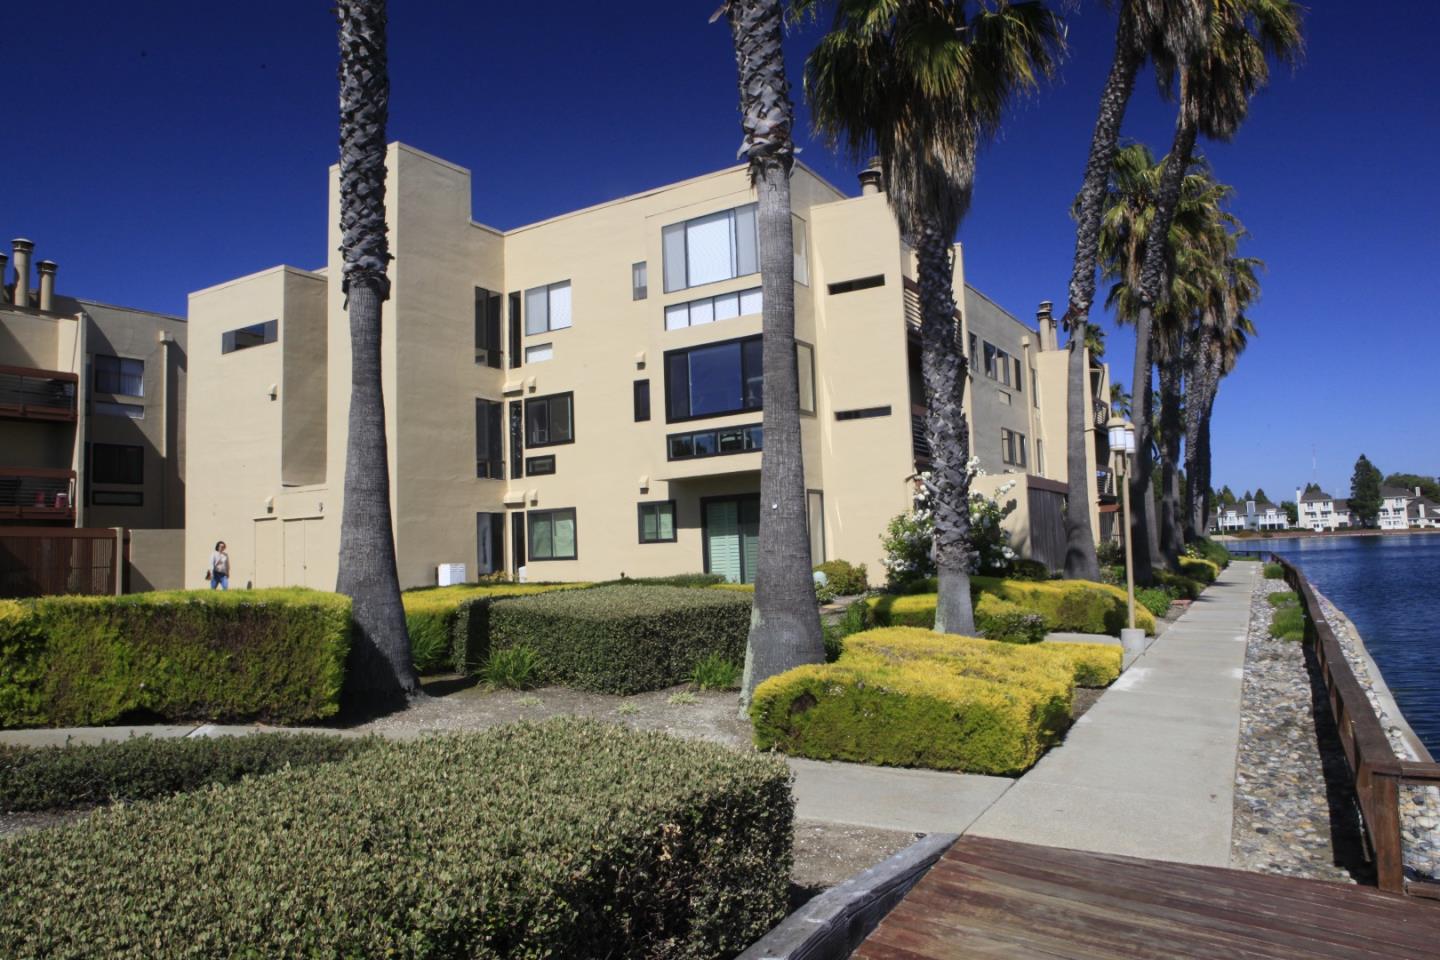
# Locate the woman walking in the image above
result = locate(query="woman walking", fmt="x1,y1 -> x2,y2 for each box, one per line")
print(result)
208,541 -> 230,590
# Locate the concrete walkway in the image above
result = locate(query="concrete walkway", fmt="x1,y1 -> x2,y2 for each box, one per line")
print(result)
967,562 -> 1258,866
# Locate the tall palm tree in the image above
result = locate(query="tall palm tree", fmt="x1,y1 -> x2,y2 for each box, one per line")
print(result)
335,0 -> 418,706
1124,0 -> 1303,576
715,1 -> 826,706
1059,0 -> 1204,582
802,0 -> 1062,634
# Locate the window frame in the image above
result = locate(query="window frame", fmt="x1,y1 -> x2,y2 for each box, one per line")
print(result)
221,319 -> 278,355
528,508 -> 578,561
632,261 -> 648,301
475,398 -> 504,480
666,423 -> 763,461
796,340 -> 817,416
93,354 -> 145,397
91,442 -> 144,485
661,203 -> 759,293
524,392 -> 575,448
637,500 -> 678,544
663,333 -> 764,423
524,454 -> 556,476
474,288 -> 502,368
523,280 -> 572,336
633,379 -> 651,422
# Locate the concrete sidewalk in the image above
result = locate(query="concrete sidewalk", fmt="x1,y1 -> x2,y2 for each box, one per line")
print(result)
967,562 -> 1258,866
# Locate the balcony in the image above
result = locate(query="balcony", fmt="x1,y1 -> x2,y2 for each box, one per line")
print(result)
0,468 -> 77,523
0,365 -> 78,423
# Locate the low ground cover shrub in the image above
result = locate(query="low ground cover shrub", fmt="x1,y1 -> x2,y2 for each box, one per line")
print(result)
867,578 -> 1155,637
1264,562 -> 1286,580
481,646 -> 543,690
1137,587 -> 1175,619
822,602 -> 868,662
488,586 -> 750,694
813,560 -> 868,595
0,733 -> 374,812
0,590 -> 349,728
1178,557 -> 1220,584
0,720 -> 792,959
690,653 -> 742,691
402,583 -> 583,674
1267,590 -> 1298,607
975,594 -> 1048,645
1268,593 -> 1307,641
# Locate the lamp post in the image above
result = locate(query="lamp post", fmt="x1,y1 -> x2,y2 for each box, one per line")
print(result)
1108,416 -> 1145,656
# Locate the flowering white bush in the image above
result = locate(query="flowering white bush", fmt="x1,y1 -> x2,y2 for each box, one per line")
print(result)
879,463 -> 1018,589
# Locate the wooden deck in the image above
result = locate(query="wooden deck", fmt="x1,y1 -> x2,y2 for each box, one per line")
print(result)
854,836 -> 1440,959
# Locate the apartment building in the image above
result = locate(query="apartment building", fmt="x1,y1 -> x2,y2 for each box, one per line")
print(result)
186,144 -> 1107,590
1213,499 -> 1288,533
1379,486 -> 1416,531
1296,488 -> 1353,531
1,239 -> 186,532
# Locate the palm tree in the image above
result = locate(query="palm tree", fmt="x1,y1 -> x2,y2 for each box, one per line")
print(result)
1057,0 -> 1204,581
1124,0 -> 1303,576
715,0 -> 826,706
802,0 -> 1062,634
335,0 -> 418,707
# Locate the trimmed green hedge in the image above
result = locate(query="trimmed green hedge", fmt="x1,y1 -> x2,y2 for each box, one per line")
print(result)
0,733 -> 374,812
813,560 -> 868,595
402,583 -> 584,673
0,719 -> 792,959
1154,570 -> 1204,600
975,594 -> 1048,644
593,573 -> 727,588
488,586 -> 751,694
0,590 -> 350,728
1178,557 -> 1219,584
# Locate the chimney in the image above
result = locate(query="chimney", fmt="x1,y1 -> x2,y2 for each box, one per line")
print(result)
1036,300 -> 1058,351
1418,486 -> 1423,498
0,252 -> 8,304
858,157 -> 882,196
11,239 -> 34,307
36,260 -> 57,312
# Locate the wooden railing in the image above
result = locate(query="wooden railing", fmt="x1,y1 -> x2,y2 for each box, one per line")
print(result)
1269,553 -> 1440,898
0,467 -> 76,522
0,364 -> 78,422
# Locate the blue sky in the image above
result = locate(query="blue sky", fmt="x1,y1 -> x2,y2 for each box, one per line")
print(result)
8,1 -> 1437,501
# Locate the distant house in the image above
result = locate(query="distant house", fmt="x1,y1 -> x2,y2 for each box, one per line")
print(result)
1296,488 -> 1354,531
1213,499 -> 1288,533
1408,496 -> 1440,529
1379,486 -> 1415,531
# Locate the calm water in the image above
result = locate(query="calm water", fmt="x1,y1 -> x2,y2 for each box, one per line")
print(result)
1236,535 -> 1440,756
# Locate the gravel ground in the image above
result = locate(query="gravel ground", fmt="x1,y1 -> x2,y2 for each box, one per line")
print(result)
0,809 -> 89,838
790,820 -> 920,906
1230,575 -> 1371,883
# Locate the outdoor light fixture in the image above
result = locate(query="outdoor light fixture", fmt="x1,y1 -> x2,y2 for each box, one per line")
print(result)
1107,416 -> 1143,650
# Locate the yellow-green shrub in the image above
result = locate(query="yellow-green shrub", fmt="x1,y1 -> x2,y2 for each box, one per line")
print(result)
865,578 -> 1155,636
1178,557 -> 1219,584
847,627 -> 1116,691
864,593 -> 941,628
1039,641 -> 1123,687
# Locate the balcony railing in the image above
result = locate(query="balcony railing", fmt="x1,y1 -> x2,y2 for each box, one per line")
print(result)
0,365 -> 78,423
0,467 -> 77,522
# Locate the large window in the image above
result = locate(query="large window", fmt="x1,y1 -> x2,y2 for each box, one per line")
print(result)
797,341 -> 816,415
633,380 -> 651,422
525,392 -> 574,447
524,281 -> 572,335
1001,428 -> 1028,468
632,262 -> 648,301
508,292 -> 522,369
93,355 -> 144,396
474,288 -> 502,368
529,508 -> 577,561
92,443 -> 143,484
792,215 -> 810,286
638,501 -> 677,543
667,423 -> 762,461
475,399 -> 503,479
664,335 -> 763,422
983,341 -> 1016,388
664,287 -> 762,331
222,320 -> 277,354
662,203 -> 758,293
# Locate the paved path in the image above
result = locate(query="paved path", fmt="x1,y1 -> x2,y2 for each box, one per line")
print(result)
967,562 -> 1258,866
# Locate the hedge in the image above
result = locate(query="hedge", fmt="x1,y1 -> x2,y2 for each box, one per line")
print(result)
1041,641 -> 1123,688
813,560 -> 868,595
402,583 -> 585,673
751,628 -> 1072,775
488,586 -> 751,694
592,573 -> 727,588
0,733 -> 375,812
866,577 -> 1156,637
1154,570 -> 1204,600
0,719 -> 793,960
1178,557 -> 1219,584
0,589 -> 350,728
975,594 -> 1048,644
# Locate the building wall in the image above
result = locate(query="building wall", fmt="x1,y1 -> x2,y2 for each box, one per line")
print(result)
963,286 -> 1038,476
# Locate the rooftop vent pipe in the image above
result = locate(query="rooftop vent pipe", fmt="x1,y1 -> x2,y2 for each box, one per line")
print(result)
858,157 -> 883,196
11,239 -> 34,308
37,260 -> 57,312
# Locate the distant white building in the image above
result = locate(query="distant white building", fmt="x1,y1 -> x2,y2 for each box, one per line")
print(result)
1409,496 -> 1440,529
1379,486 -> 1414,530
1214,499 -> 1289,533
1297,488 -> 1354,531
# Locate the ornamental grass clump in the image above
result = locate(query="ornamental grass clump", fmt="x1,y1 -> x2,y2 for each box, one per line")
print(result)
0,719 -> 793,960
488,586 -> 750,694
0,589 -> 350,728
1263,562 -> 1286,580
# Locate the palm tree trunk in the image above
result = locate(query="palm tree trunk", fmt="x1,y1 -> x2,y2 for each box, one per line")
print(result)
1157,351 -> 1184,565
915,218 -> 976,635
335,0 -> 417,708
722,0 -> 825,707
1129,90 -> 1200,586
1198,354 -> 1222,534
1182,327 -> 1210,539
1060,11 -> 1143,582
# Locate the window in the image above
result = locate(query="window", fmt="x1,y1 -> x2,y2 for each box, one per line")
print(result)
633,379 -> 651,422
94,400 -> 144,419
983,341 -> 1015,387
222,319 -> 277,354
807,490 -> 825,563
92,443 -> 143,484
1001,428 -> 1028,468
796,341 -> 816,415
525,455 -> 555,475
524,281 -> 572,335
664,334 -> 763,422
1014,358 -> 1023,393
638,500 -> 677,543
667,423 -> 762,461
525,343 -> 553,363
525,392 -> 574,447
827,275 -> 885,296
968,333 -> 978,363
664,287 -> 762,331
835,406 -> 891,421
662,203 -> 758,293
508,292 -> 522,368
508,401 -> 523,479
1030,366 -> 1038,407
92,490 -> 142,507
528,508 -> 577,561
475,399 -> 503,479
1036,438 -> 1045,475
474,288 -> 502,367
93,355 -> 144,396
792,215 -> 809,286
632,262 -> 648,300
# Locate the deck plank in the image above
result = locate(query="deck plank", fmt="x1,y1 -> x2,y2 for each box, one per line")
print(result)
858,836 -> 1440,960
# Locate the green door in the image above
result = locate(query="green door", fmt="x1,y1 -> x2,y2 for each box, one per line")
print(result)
704,495 -> 760,583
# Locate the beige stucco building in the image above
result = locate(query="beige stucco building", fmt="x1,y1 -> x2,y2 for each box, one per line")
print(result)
185,143 -> 1107,590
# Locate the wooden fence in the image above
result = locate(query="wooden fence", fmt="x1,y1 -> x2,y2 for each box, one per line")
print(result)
1269,553 -> 1440,898
0,527 -> 121,598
